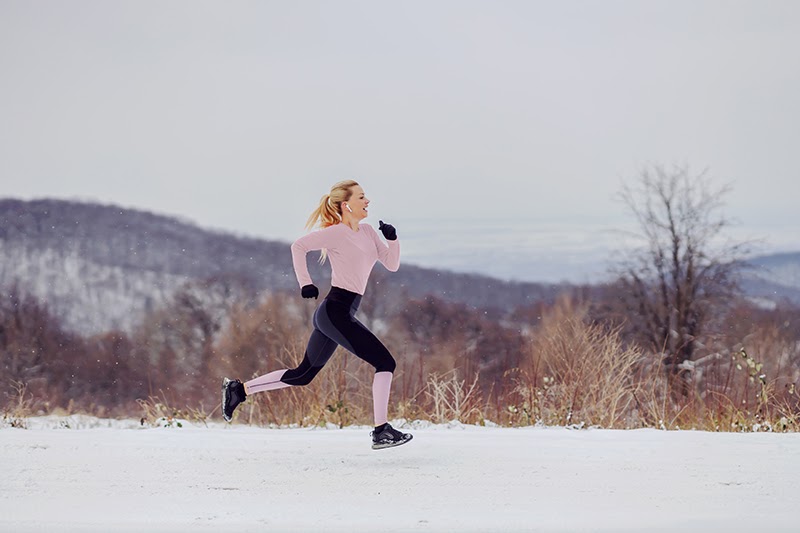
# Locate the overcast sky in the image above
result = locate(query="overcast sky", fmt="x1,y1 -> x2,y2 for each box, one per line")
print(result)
1,1 -> 798,281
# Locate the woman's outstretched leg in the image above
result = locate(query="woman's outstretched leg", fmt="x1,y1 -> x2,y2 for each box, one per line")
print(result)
220,370 -> 291,422
222,328 -> 339,422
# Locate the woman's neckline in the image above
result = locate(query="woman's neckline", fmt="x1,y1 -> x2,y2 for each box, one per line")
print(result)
341,222 -> 361,233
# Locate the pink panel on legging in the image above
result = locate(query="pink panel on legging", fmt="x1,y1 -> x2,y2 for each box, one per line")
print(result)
245,369 -> 291,394
372,371 -> 393,426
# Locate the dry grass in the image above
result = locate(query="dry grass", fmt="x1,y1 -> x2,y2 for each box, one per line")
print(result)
2,380 -> 33,429
137,390 -> 213,428
7,295 -> 799,432
425,370 -> 484,424
503,298 -> 644,428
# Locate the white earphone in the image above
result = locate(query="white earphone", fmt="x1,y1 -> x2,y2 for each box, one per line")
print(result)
344,204 -> 353,213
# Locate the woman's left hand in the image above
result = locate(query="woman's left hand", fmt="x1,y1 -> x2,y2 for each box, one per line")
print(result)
378,220 -> 397,241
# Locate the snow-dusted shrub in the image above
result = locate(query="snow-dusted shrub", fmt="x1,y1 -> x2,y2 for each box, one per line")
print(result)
508,297 -> 643,429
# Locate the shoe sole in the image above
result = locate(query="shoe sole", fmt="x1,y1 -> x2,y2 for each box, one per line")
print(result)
221,378 -> 232,422
372,434 -> 413,450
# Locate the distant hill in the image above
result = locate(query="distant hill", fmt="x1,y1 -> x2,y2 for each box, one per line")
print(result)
742,251 -> 800,306
0,199 -> 565,334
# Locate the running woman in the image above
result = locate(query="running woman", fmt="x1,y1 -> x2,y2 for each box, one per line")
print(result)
222,180 -> 412,450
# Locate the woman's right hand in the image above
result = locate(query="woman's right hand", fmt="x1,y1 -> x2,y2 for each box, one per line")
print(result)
378,220 -> 397,241
301,284 -> 319,299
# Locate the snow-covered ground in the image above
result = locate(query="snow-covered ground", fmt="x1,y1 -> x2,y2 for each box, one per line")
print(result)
2,417 -> 798,532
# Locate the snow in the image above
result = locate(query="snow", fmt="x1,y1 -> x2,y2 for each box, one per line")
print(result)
2,418 -> 798,532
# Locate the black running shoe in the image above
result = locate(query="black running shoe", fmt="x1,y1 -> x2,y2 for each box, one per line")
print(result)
371,423 -> 413,450
222,378 -> 247,422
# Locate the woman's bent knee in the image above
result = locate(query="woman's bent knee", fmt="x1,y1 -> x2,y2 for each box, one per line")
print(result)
375,356 -> 396,374
280,360 -> 322,386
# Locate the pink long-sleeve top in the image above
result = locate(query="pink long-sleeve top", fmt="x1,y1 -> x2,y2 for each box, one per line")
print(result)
291,223 -> 400,295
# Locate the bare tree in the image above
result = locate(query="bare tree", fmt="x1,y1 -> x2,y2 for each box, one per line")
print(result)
617,164 -> 748,384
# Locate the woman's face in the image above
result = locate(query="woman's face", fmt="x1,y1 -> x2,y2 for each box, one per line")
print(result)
343,186 -> 370,220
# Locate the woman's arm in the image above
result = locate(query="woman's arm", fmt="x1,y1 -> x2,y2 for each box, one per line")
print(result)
369,224 -> 400,272
291,227 -> 335,287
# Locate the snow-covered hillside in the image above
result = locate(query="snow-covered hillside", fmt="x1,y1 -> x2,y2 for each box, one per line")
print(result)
756,253 -> 800,287
0,199 -> 295,333
742,252 -> 800,307
0,240 -> 193,332
2,418 -> 798,532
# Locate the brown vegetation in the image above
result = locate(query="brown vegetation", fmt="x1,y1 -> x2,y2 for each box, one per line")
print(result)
3,278 -> 799,431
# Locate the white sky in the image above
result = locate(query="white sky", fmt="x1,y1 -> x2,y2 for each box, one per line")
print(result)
1,1 -> 799,280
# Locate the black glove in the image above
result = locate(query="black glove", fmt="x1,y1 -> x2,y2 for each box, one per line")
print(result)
301,284 -> 319,299
378,220 -> 397,241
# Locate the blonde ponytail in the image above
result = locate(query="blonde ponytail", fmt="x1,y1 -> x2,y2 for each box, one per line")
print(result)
305,179 -> 359,264
305,194 -> 339,231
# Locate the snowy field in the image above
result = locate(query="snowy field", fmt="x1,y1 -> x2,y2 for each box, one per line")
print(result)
2,417 -> 798,533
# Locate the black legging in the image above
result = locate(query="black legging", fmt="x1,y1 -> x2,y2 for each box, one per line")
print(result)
280,287 -> 396,386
